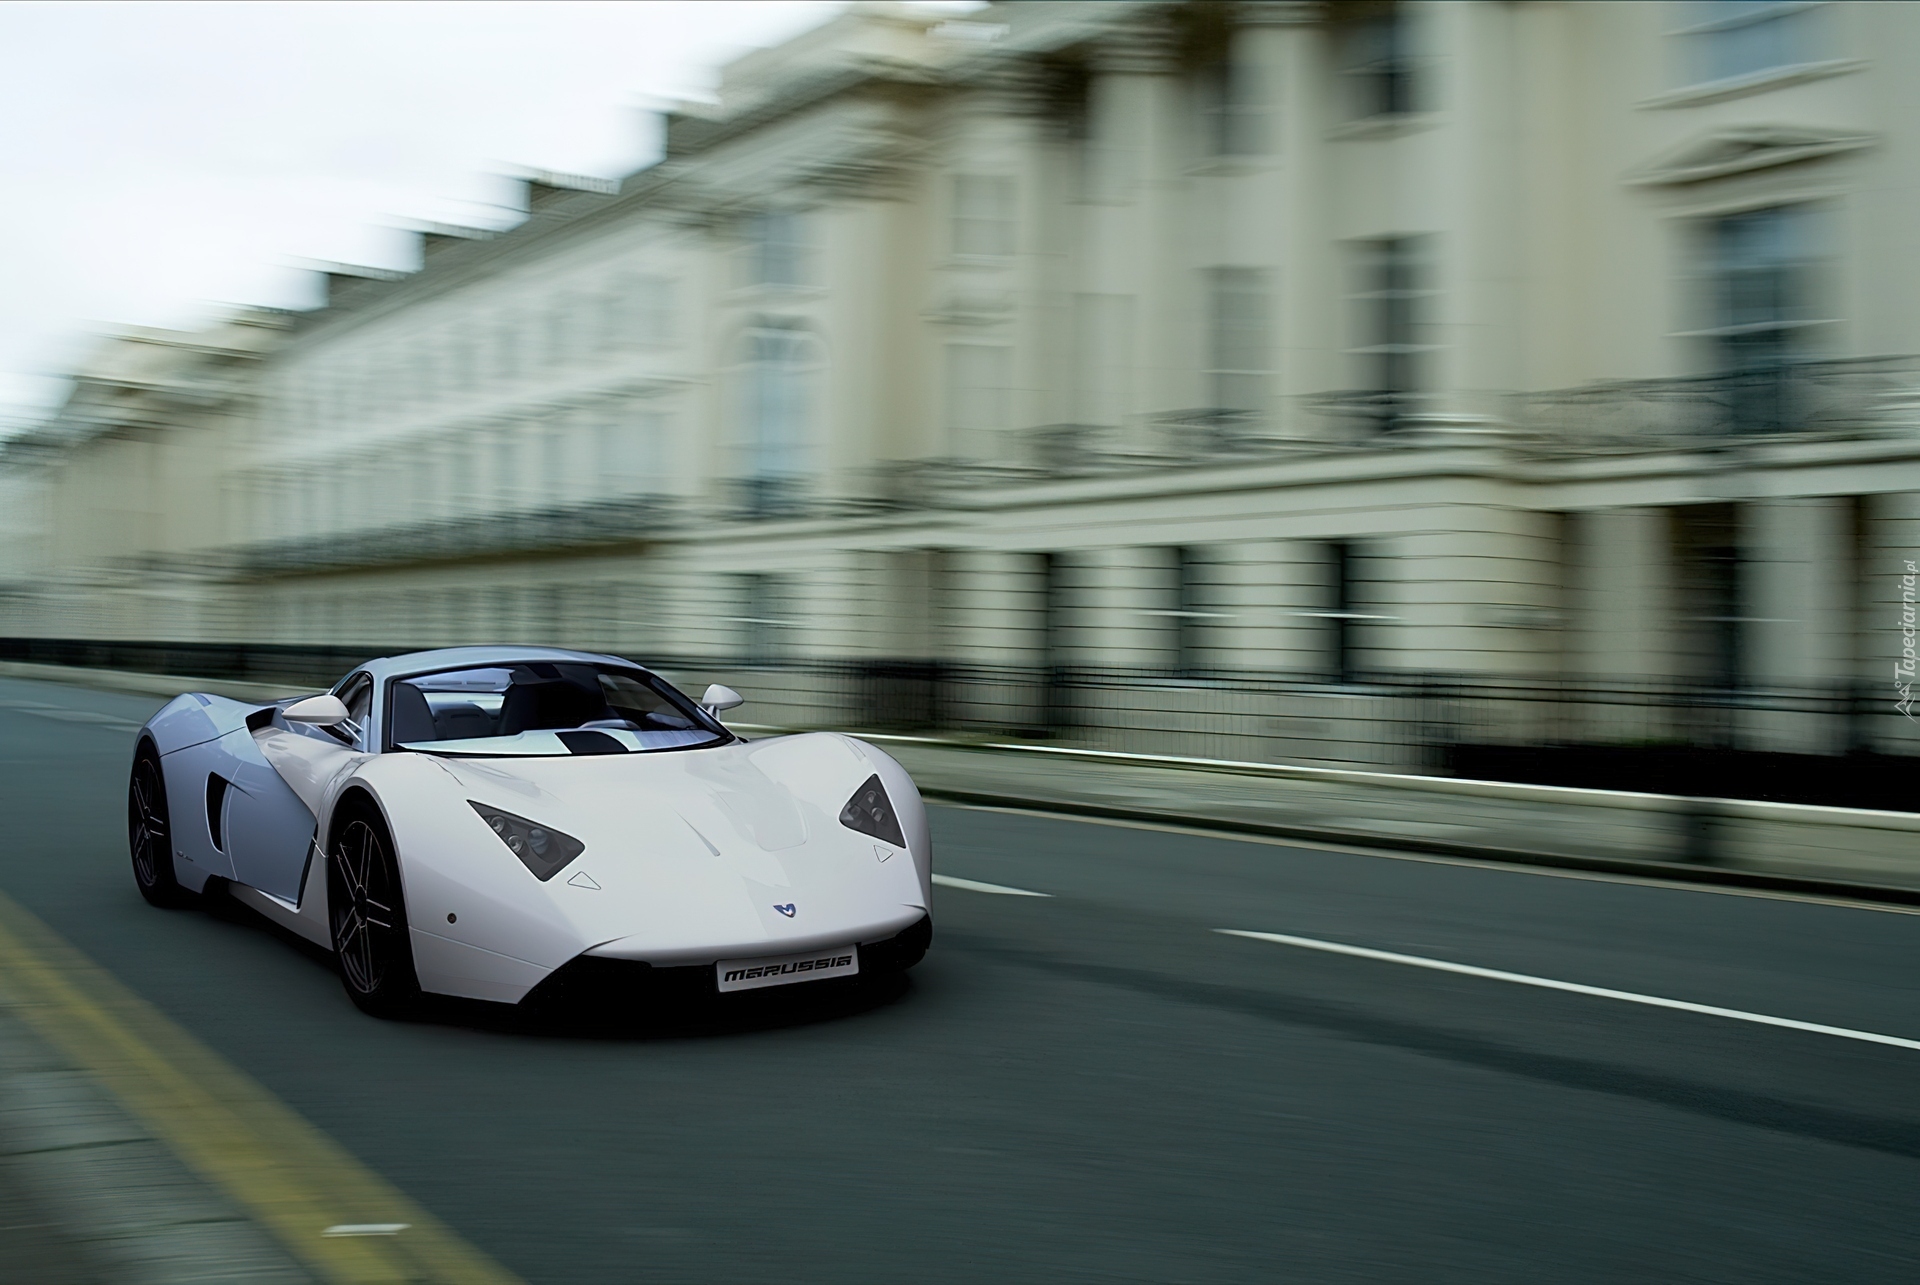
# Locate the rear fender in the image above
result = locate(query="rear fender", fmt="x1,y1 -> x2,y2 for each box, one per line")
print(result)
149,734 -> 235,886
141,693 -> 277,890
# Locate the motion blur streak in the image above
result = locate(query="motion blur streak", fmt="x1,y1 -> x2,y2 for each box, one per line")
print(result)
0,887 -> 521,1285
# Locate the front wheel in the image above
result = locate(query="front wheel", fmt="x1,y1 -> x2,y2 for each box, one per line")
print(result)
129,745 -> 190,908
327,804 -> 420,1018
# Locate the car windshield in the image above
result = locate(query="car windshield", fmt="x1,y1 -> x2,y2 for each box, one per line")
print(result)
386,662 -> 730,756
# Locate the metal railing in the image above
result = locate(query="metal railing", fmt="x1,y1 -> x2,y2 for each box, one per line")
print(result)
1516,355 -> 1920,450
235,494 -> 675,575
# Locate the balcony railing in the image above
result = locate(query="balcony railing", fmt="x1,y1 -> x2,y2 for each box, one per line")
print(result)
731,475 -> 816,521
235,493 -> 674,575
1517,356 -> 1920,450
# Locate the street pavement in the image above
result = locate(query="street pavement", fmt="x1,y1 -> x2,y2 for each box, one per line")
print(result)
2,673 -> 1919,1283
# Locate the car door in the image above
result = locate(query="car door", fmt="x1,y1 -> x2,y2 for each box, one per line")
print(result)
219,727 -> 320,904
222,674 -> 374,904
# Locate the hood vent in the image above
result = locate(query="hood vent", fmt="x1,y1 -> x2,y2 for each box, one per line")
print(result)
556,730 -> 628,755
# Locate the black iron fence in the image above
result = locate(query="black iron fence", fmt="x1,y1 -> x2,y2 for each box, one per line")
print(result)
4,639 -> 1912,810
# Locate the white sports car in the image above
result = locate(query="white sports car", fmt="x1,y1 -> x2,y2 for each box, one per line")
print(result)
127,647 -> 932,1016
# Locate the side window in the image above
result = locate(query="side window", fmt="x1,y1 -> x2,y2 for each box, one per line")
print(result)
336,674 -> 374,748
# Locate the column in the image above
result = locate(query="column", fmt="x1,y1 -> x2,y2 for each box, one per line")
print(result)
1744,498 -> 1855,687
1568,508 -> 1672,681
1210,539 -> 1324,675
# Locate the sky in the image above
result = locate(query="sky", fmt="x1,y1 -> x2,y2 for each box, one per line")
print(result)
0,0 -> 944,427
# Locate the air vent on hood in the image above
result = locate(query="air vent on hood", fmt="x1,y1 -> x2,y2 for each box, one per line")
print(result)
556,730 -> 628,755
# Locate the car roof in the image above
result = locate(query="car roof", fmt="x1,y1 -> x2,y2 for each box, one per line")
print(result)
352,646 -> 647,685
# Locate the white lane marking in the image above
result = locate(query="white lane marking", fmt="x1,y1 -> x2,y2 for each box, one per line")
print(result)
1216,929 -> 1920,1053
322,1223 -> 410,1237
932,873 -> 1051,897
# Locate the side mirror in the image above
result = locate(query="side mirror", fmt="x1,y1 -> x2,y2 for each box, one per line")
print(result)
283,694 -> 351,727
700,684 -> 744,714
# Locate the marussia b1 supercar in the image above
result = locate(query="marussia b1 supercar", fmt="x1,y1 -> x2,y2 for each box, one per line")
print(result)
127,648 -> 932,1015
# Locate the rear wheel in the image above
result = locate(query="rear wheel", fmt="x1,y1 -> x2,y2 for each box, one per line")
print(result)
128,745 -> 189,908
327,804 -> 420,1018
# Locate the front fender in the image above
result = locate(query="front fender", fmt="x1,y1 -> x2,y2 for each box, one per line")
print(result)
337,754 -> 587,1003
744,733 -> 932,910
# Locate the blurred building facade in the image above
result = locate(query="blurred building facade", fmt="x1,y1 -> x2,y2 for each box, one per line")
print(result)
5,0 -> 1920,763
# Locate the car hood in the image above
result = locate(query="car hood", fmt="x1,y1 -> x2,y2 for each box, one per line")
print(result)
418,733 -> 922,962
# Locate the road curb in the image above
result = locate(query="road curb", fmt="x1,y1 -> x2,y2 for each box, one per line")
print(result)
0,890 -> 524,1284
922,787 -> 1920,909
0,1003 -> 314,1284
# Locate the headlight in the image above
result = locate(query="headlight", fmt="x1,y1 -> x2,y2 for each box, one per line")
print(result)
469,802 -> 584,881
839,774 -> 905,847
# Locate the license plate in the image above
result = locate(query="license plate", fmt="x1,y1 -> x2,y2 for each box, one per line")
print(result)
716,944 -> 860,993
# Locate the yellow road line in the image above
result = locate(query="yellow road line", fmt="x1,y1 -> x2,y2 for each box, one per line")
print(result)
0,890 -> 522,1284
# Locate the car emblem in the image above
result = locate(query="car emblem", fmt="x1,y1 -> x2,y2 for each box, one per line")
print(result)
773,903 -> 796,918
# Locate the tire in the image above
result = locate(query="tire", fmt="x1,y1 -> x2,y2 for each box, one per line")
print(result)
128,743 -> 190,908
326,801 -> 421,1018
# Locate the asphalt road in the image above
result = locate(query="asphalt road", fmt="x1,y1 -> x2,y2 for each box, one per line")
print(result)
4,672 -> 1920,1283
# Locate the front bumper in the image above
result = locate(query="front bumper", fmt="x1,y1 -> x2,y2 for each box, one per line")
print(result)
522,913 -> 932,1009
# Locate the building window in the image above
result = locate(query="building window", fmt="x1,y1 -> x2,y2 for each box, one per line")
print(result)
747,211 -> 808,288
493,426 -> 523,511
1198,41 -> 1267,156
495,315 -> 520,384
545,299 -> 574,370
1699,204 -> 1826,431
591,291 -> 621,356
625,274 -> 675,347
1676,1 -> 1825,85
1335,2 -> 1416,119
1350,237 -> 1431,428
944,343 -> 1012,459
447,323 -> 476,392
737,323 -> 819,515
414,339 -> 438,407
1205,267 -> 1271,415
597,408 -> 663,499
1073,293 -> 1133,427
736,573 -> 793,665
952,176 -> 1017,258
1704,204 -> 1823,369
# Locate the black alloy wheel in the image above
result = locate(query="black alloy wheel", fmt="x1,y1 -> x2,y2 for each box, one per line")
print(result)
129,746 -> 188,907
327,808 -> 420,1017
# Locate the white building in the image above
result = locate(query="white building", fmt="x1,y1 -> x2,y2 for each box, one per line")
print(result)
7,0 -> 1920,764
